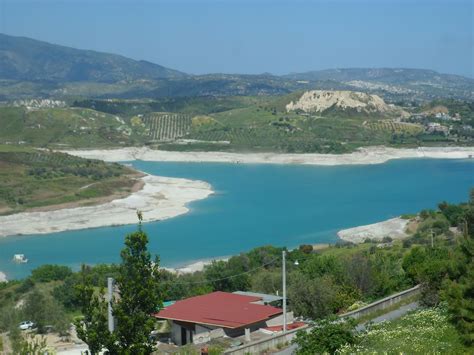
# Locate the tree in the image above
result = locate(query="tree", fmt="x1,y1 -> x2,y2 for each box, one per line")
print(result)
111,228 -> 163,354
74,266 -> 110,355
288,272 -> 337,319
293,317 -> 356,354
30,264 -> 73,282
442,196 -> 474,345
22,289 -> 69,334
204,257 -> 250,292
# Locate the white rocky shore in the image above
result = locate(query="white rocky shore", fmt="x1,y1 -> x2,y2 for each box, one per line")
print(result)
337,217 -> 409,244
62,146 -> 474,165
0,175 -> 213,238
163,257 -> 229,275
0,271 -> 6,282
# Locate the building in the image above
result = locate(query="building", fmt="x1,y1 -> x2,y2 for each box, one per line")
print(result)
154,291 -> 292,345
232,291 -> 283,306
426,122 -> 449,135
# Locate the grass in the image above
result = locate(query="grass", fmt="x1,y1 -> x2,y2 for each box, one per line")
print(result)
0,148 -> 139,215
352,293 -> 420,324
0,106 -> 146,148
339,306 -> 472,354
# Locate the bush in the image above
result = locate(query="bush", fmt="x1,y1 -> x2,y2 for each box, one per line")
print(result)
31,265 -> 73,282
299,244 -> 313,254
15,278 -> 35,294
293,317 -> 356,354
382,236 -> 393,243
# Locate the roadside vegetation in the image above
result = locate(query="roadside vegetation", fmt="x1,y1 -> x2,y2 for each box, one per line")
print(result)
0,145 -> 140,215
339,306 -> 467,354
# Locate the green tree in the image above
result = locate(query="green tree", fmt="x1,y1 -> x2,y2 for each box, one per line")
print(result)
204,258 -> 250,292
74,266 -> 110,355
442,195 -> 474,345
288,272 -> 337,319
293,317 -> 356,354
111,228 -> 163,354
30,264 -> 73,282
22,289 -> 69,334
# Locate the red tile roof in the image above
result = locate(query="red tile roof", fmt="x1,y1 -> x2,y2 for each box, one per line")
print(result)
153,291 -> 282,329
262,322 -> 307,332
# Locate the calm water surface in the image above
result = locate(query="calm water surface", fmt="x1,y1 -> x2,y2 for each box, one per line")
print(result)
0,158 -> 473,279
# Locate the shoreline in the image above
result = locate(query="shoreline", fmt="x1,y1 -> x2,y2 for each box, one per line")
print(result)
61,146 -> 474,165
162,256 -> 230,275
0,271 -> 6,282
0,174 -> 213,238
337,217 -> 410,244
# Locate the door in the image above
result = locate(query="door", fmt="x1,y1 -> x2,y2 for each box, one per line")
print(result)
181,326 -> 187,345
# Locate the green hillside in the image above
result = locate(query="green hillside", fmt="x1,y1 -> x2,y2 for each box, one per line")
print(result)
1,94 -> 473,153
0,146 -> 140,215
0,106 -> 145,148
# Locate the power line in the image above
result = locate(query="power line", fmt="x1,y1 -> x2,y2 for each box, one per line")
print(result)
160,256 -> 281,286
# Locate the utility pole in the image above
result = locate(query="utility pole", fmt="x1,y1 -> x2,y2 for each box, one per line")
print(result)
431,230 -> 434,248
107,277 -> 114,332
282,250 -> 287,333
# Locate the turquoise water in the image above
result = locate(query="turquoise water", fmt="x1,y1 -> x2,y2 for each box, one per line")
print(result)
0,158 -> 473,280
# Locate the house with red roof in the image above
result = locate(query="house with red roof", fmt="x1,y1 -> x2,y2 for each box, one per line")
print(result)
153,291 -> 292,345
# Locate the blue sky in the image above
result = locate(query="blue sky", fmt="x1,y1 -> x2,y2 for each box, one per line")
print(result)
1,0 -> 473,77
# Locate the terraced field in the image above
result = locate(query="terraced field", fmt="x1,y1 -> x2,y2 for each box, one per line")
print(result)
141,113 -> 192,141
364,120 -> 423,134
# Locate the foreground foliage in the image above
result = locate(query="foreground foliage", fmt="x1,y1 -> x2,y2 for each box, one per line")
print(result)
75,226 -> 163,354
293,317 -> 356,355
339,306 -> 470,354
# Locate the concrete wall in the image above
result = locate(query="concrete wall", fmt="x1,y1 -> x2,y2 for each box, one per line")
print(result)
266,312 -> 294,327
223,325 -> 309,355
193,324 -> 225,345
339,284 -> 421,320
171,321 -> 196,346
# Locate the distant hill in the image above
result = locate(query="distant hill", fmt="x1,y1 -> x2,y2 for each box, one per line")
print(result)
0,34 -> 472,101
0,33 -> 187,82
283,68 -> 474,102
283,68 -> 472,85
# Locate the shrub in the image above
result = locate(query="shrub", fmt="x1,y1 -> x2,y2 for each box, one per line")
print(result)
299,244 -> 313,254
293,317 -> 356,354
382,236 -> 393,243
15,278 -> 35,294
31,265 -> 73,282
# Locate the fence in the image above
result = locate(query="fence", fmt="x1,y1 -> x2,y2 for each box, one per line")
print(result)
224,284 -> 421,354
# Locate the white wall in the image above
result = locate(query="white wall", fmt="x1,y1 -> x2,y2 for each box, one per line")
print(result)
266,311 -> 294,326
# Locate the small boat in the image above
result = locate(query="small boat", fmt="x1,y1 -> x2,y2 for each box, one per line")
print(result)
12,254 -> 28,263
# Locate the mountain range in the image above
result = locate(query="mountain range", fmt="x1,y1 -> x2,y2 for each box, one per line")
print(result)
1,33 -> 473,101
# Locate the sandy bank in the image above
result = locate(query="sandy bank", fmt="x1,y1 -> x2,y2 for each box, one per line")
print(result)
61,146 -> 474,165
162,257 -> 229,275
0,175 -> 213,238
337,217 -> 409,244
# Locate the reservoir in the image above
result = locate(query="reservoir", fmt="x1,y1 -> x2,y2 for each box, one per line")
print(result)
0,158 -> 473,279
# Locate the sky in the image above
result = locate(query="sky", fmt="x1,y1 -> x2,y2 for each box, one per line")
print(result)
1,0 -> 473,77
